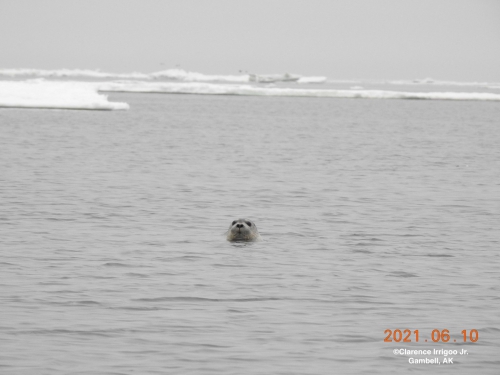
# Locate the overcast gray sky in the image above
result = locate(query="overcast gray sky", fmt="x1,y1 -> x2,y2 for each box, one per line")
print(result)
1,0 -> 499,81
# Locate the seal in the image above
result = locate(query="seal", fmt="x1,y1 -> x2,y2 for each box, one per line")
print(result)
226,218 -> 260,242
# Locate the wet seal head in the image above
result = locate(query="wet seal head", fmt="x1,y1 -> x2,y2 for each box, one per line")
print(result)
226,218 -> 260,242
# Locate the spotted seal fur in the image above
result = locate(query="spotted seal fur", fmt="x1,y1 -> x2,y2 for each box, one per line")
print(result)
226,218 -> 260,242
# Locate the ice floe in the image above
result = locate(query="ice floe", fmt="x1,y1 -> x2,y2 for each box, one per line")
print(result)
0,80 -> 129,110
98,81 -> 500,101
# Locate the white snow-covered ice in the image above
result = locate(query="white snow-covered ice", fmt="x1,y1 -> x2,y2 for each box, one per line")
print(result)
0,68 -> 326,85
2,75 -> 498,111
98,81 -> 500,101
328,78 -> 499,88
150,69 -> 249,83
2,68 -> 499,89
297,76 -> 327,84
0,68 -> 149,80
0,80 -> 129,110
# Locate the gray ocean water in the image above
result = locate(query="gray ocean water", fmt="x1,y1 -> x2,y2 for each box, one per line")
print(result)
1,93 -> 499,374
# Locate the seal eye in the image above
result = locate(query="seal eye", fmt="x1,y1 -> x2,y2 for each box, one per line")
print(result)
232,221 -> 237,226
246,221 -> 252,227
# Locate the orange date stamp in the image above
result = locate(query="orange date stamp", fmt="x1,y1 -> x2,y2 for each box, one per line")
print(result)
384,329 -> 478,343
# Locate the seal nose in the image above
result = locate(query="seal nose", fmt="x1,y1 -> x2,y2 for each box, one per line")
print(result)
236,223 -> 243,228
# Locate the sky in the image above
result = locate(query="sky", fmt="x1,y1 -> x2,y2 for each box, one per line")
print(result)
1,0 -> 499,81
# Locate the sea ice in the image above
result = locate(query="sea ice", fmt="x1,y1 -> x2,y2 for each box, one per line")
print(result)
0,80 -> 129,110
97,81 -> 500,101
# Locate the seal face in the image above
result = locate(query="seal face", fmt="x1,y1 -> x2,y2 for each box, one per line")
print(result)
226,218 -> 260,242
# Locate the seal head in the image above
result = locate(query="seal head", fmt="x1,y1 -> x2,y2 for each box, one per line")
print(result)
226,218 -> 260,242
